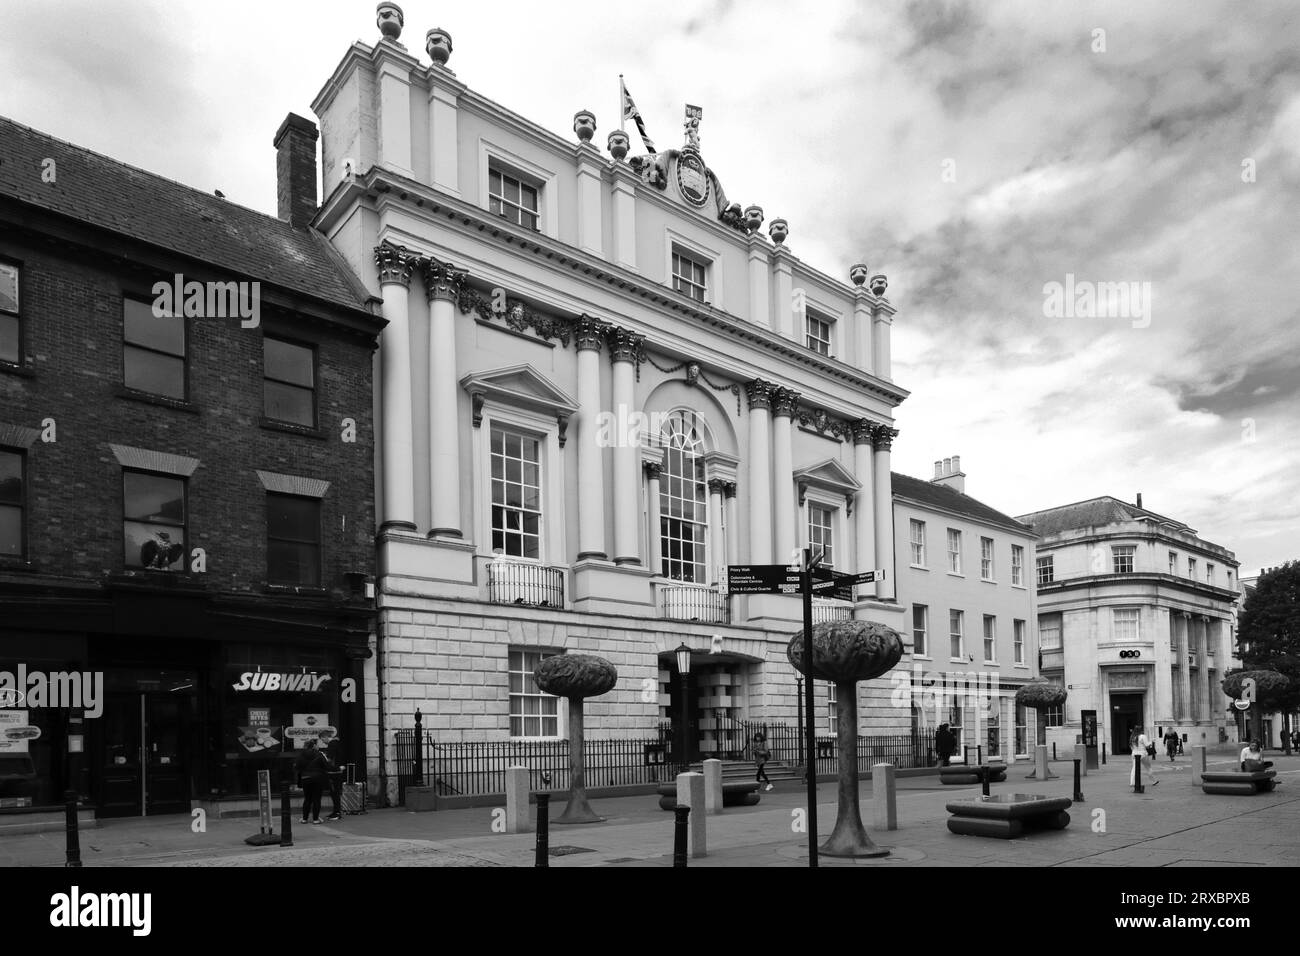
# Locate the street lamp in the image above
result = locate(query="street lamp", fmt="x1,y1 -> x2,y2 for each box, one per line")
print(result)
675,643 -> 693,769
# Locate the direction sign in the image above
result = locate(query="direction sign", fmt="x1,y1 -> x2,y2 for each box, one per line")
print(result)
844,569 -> 886,586
726,565 -> 802,594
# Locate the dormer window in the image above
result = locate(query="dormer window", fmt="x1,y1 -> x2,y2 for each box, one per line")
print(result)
489,163 -> 539,231
671,248 -> 707,303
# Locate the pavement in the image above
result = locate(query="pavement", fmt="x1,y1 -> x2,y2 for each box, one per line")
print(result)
3,750 -> 1297,867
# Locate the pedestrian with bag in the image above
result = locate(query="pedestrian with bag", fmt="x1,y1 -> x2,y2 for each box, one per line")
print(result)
751,732 -> 773,791
321,731 -> 345,821
295,738 -> 331,825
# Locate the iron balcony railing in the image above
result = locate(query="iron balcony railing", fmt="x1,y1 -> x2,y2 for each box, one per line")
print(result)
661,584 -> 730,624
811,599 -> 852,623
487,560 -> 564,608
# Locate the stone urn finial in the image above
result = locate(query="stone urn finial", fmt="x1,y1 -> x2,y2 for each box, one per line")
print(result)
788,620 -> 904,858
573,110 -> 597,144
533,654 -> 618,824
870,274 -> 888,296
850,263 -> 869,287
426,27 -> 453,65
769,218 -> 788,245
743,205 -> 764,234
376,2 -> 404,41
607,130 -> 630,161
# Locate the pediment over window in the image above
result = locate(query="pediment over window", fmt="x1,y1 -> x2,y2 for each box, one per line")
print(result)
792,458 -> 861,499
460,365 -> 579,428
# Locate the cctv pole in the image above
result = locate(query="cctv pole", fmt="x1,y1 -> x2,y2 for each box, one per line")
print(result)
803,547 -> 818,867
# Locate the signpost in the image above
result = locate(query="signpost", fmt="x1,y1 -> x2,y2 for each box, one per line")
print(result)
724,560 -> 884,866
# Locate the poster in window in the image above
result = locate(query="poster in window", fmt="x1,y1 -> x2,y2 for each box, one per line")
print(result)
0,710 -> 39,754
286,713 -> 337,749
236,724 -> 283,754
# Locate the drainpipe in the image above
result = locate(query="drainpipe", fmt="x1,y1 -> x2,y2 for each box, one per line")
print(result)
375,615 -> 389,807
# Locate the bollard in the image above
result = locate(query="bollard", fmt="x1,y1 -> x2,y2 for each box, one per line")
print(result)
1133,754 -> 1144,794
703,758 -> 724,815
64,790 -> 82,868
1102,742 -> 1107,765
673,806 -> 690,867
1035,743 -> 1050,779
872,763 -> 897,831
280,785 -> 294,847
534,792 -> 550,867
1073,759 -> 1084,802
1052,741 -> 1058,761
977,745 -> 983,766
505,766 -> 530,833
980,766 -> 990,798
1074,743 -> 1088,777
1190,745 -> 1207,785
677,771 -> 707,858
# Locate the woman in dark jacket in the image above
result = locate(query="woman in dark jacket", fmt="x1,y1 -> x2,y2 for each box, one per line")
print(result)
296,739 -> 331,825
935,723 -> 957,766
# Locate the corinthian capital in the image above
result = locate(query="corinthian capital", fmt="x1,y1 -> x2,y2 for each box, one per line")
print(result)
606,326 -> 645,364
374,241 -> 415,287
419,256 -> 468,303
871,423 -> 899,450
852,419 -> 876,445
574,314 -> 609,352
746,378 -> 776,411
772,387 -> 801,418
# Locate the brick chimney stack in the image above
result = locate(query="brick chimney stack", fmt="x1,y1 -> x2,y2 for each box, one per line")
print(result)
930,455 -> 966,494
274,113 -> 319,228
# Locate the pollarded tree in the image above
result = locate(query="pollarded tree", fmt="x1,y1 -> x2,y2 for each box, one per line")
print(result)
533,654 -> 618,824
1221,669 -> 1292,752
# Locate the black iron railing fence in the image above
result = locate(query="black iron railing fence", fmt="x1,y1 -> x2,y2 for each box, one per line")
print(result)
396,721 -> 930,801
660,585 -> 730,624
487,560 -> 564,608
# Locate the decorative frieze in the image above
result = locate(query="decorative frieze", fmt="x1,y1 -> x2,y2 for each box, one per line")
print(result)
456,287 -> 574,346
796,407 -> 852,443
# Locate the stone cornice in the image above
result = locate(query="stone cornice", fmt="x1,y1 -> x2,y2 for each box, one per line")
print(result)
1035,572 -> 1238,609
345,166 -> 909,405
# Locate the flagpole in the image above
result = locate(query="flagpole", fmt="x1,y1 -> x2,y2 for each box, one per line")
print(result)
619,74 -> 625,133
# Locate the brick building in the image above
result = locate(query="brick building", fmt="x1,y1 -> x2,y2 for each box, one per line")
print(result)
0,114 -> 384,820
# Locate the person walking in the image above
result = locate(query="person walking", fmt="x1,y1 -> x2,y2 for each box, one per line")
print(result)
1129,728 -> 1157,789
295,738 -> 331,825
935,723 -> 956,767
1163,727 -> 1179,762
751,732 -> 773,791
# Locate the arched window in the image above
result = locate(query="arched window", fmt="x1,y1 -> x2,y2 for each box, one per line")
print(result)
660,411 -> 708,583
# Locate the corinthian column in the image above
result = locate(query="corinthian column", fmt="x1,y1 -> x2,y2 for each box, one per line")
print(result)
374,242 -> 416,532
852,420 -> 876,595
575,316 -> 608,560
421,256 -> 466,537
871,423 -> 899,600
608,326 -> 644,564
645,460 -> 663,574
771,388 -> 800,565
707,478 -> 727,585
724,482 -> 739,567
746,380 -> 775,564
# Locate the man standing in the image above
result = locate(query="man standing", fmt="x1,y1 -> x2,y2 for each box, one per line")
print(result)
320,730 -> 345,821
1163,727 -> 1179,762
935,723 -> 957,767
1129,728 -> 1158,789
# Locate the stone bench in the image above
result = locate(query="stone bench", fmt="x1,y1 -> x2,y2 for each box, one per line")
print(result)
1201,770 -> 1277,795
940,764 -> 1008,785
946,794 -> 1072,838
658,780 -> 760,810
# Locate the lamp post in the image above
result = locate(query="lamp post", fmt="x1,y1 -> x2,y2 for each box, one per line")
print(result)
675,643 -> 693,771
796,676 -> 805,779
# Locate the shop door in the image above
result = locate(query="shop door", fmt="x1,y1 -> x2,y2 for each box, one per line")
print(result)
99,693 -> 191,817
1110,693 -> 1144,756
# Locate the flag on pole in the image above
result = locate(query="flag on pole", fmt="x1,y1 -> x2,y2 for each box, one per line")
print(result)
620,76 -> 657,154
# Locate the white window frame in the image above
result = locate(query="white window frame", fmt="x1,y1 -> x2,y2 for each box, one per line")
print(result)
473,402 -> 567,568
1036,555 -> 1054,585
664,229 -> 723,309
806,500 -> 837,571
826,681 -> 837,735
947,528 -> 962,574
508,646 -> 565,739
1206,562 -> 1215,585
489,425 -> 543,561
910,519 -> 927,567
1013,619 -> 1026,665
1011,544 -> 1024,586
478,140 -> 559,240
805,308 -> 834,357
1169,550 -> 1178,575
1039,614 -> 1062,650
1111,545 -> 1135,574
949,609 -> 965,661
912,604 -> 929,658
1113,607 -> 1140,643
983,614 -> 997,664
980,536 -> 995,581
488,164 -> 540,232
1188,556 -> 1197,578
659,410 -> 712,584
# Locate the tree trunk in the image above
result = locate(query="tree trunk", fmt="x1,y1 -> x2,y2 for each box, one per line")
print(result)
554,696 -> 602,824
819,680 -> 888,858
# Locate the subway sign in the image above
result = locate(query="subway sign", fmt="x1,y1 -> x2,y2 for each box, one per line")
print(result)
231,672 -> 333,692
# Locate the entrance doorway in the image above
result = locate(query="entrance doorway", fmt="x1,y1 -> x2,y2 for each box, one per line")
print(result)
1110,693 -> 1144,755
99,679 -> 195,817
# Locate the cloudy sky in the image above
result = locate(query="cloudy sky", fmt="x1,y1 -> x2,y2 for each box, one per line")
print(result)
2,0 -> 1296,574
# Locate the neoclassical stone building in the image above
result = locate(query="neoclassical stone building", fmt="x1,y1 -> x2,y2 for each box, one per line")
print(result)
303,11 -> 909,797
1017,496 -> 1240,757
